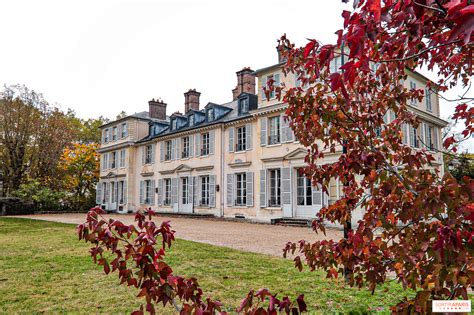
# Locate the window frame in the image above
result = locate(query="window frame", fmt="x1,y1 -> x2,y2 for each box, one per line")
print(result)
201,132 -> 210,156
236,126 -> 247,152
145,145 -> 153,164
164,140 -> 172,161
104,129 -> 110,143
181,177 -> 189,204
296,170 -> 312,206
182,136 -> 190,159
121,123 -> 128,138
144,180 -> 152,204
112,126 -> 118,141
163,178 -> 171,206
235,173 -> 247,206
189,114 -> 194,126
268,169 -> 281,207
111,151 -> 117,169
239,98 -> 249,114
425,87 -> 432,112
200,175 -> 210,206
268,116 -> 281,145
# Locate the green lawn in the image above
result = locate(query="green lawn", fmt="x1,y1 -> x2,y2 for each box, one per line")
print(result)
0,218 -> 412,314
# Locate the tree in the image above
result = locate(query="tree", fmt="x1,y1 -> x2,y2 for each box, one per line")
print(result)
271,0 -> 473,312
0,84 -> 43,194
59,143 -> 99,210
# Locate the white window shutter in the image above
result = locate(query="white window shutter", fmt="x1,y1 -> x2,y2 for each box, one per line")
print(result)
151,180 -> 156,205
312,185 -> 322,206
160,142 -> 164,162
246,172 -> 253,207
433,127 -> 439,149
261,76 -> 267,100
226,174 -> 234,206
157,179 -> 163,206
246,123 -> 252,150
171,178 -> 178,205
171,139 -> 176,160
209,175 -> 216,207
260,117 -> 267,146
229,127 -> 235,153
189,136 -> 194,158
195,134 -> 201,157
96,182 -> 102,204
281,168 -> 291,206
259,169 -> 267,207
142,147 -> 146,165
209,130 -> 215,155
123,180 -> 127,203
188,176 -> 193,205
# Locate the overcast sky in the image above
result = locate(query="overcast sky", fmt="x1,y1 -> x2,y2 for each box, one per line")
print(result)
1,0 -> 472,150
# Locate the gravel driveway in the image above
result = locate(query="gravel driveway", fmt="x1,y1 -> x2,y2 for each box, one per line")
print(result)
9,213 -> 343,257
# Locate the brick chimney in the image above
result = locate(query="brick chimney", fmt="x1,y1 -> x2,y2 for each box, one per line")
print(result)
148,98 -> 167,120
184,89 -> 200,113
232,67 -> 255,100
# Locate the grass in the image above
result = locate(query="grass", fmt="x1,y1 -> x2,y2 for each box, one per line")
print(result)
0,218 -> 413,314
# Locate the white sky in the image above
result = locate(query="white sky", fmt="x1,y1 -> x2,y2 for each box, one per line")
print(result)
0,0 -> 472,151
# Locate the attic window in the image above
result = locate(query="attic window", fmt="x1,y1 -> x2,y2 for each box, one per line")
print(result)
189,114 -> 194,126
239,97 -> 249,114
207,108 -> 214,121
171,119 -> 177,130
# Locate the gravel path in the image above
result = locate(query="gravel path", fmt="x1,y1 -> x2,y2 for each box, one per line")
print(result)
8,213 -> 343,257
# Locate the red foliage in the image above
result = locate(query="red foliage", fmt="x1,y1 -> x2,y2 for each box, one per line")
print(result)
78,207 -> 307,314
272,0 -> 474,312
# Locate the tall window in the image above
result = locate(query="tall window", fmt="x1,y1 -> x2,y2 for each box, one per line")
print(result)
236,126 -> 247,151
425,88 -> 432,111
104,129 -> 110,143
201,133 -> 210,155
102,154 -> 109,171
201,176 -> 210,206
144,180 -> 152,204
112,126 -> 118,141
164,179 -> 171,205
296,170 -> 312,206
110,182 -> 116,203
427,125 -> 433,150
145,145 -> 153,164
182,177 -> 189,204
189,115 -> 194,126
411,127 -> 420,148
410,81 -> 417,105
269,169 -> 281,207
111,151 -> 117,169
121,123 -> 128,138
268,116 -> 280,145
101,182 -> 107,203
235,173 -> 247,206
165,141 -> 172,161
182,137 -> 190,158
119,149 -> 126,168
171,119 -> 177,130
118,180 -> 125,204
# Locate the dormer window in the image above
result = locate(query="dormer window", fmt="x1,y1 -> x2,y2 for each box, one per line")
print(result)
189,114 -> 194,126
207,108 -> 214,121
239,98 -> 249,114
171,119 -> 177,130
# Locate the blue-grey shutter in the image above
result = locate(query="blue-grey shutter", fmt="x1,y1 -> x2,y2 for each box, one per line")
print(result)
176,138 -> 181,159
139,181 -> 144,204
402,123 -> 408,144
246,123 -> 252,150
189,136 -> 194,158
193,176 -> 199,206
246,172 -> 253,206
96,182 -> 102,204
141,147 -> 146,165
151,144 -> 155,164
123,180 -> 127,203
424,124 -> 429,148
171,139 -> 176,160
259,169 -> 267,207
226,174 -> 234,206
312,185 -> 322,206
281,168 -> 291,206
104,183 -> 109,204
151,180 -> 156,205
409,125 -> 415,147
160,142 -> 164,162
229,127 -> 235,153
195,134 -> 201,157
209,130 -> 215,155
260,117 -> 267,146
209,175 -> 216,207
157,179 -> 163,206
171,178 -> 178,205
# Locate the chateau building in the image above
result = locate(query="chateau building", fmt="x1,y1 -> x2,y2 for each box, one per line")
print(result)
97,50 -> 446,223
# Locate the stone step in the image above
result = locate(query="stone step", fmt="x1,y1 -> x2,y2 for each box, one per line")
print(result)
271,218 -> 312,227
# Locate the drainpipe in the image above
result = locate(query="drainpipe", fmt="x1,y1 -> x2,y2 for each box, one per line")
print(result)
220,124 -> 225,217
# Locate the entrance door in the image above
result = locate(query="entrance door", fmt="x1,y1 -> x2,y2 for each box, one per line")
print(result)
295,170 -> 321,218
179,177 -> 193,213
